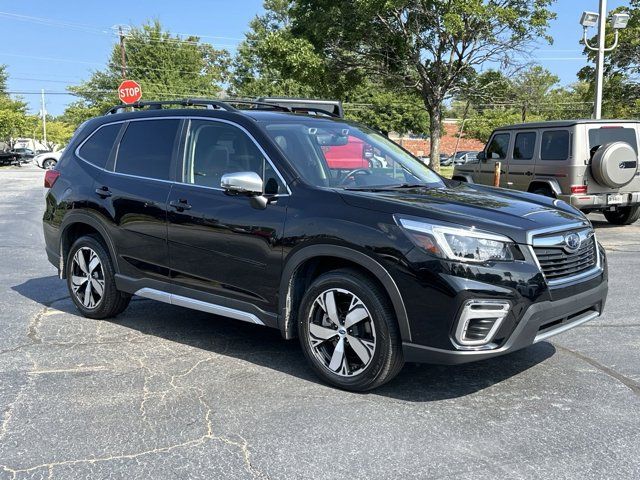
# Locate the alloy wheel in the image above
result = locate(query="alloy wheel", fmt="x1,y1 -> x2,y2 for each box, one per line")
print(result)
70,247 -> 105,309
307,288 -> 376,377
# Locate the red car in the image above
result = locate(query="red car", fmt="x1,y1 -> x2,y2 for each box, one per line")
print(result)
322,136 -> 374,169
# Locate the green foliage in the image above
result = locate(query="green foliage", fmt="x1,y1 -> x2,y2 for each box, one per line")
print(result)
464,109 -> 538,142
39,120 -> 75,150
66,21 -> 230,127
0,66 -> 36,147
285,0 -> 556,169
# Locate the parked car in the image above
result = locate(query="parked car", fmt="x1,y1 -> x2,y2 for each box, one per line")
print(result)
34,150 -> 63,169
453,120 -> 640,225
42,99 -> 608,391
12,147 -> 35,162
0,151 -> 20,166
427,153 -> 451,165
448,150 -> 480,165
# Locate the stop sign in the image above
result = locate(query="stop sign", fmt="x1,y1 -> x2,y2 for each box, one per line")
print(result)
118,80 -> 142,104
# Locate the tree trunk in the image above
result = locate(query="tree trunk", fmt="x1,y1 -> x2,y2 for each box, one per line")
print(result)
428,104 -> 442,172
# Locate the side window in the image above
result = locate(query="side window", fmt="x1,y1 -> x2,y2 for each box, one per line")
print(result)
486,133 -> 510,159
541,130 -> 570,161
184,119 -> 284,193
513,132 -> 536,160
78,123 -> 121,169
115,119 -> 180,180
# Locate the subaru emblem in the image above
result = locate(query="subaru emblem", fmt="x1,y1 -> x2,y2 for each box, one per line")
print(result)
563,232 -> 581,253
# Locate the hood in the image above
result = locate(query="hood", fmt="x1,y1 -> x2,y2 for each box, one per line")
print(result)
338,182 -> 588,244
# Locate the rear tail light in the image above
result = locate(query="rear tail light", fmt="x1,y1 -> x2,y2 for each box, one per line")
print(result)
44,170 -> 60,188
570,185 -> 587,194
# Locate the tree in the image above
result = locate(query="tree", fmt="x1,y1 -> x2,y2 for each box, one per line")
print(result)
36,120 -> 75,150
231,2 -> 431,135
0,65 -> 36,149
66,21 -> 230,127
287,0 -> 556,171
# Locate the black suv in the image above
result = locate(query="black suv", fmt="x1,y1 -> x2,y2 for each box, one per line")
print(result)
43,99 -> 608,391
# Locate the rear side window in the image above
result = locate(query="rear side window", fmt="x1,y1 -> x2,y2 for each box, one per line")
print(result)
486,133 -> 510,159
513,132 -> 536,160
115,120 -> 180,180
588,127 -> 638,153
78,123 -> 121,168
541,130 -> 570,161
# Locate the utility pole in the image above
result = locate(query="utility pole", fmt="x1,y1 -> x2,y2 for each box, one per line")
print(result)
41,89 -> 47,147
118,25 -> 127,79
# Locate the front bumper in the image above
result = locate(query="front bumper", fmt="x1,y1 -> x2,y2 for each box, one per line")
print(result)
402,279 -> 607,364
560,192 -> 640,210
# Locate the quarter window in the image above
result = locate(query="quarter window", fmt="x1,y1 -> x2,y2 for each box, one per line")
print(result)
588,127 -> 638,154
541,130 -> 570,161
513,132 -> 536,160
115,120 -> 180,180
78,123 -> 121,168
486,133 -> 510,159
183,119 -> 284,193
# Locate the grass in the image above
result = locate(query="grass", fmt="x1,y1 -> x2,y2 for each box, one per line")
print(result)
437,166 -> 454,179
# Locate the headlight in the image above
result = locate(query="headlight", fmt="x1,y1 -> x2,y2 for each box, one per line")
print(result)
396,216 -> 516,263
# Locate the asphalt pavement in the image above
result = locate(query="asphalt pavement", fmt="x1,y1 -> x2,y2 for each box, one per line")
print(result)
1,164 -> 639,479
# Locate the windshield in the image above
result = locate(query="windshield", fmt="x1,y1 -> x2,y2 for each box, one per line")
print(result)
261,118 -> 445,190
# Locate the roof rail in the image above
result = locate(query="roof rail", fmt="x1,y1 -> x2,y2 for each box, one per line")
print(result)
224,99 -> 292,112
289,106 -> 340,118
103,98 -> 238,115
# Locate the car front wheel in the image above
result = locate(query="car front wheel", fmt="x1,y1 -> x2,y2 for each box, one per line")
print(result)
42,158 -> 57,169
298,268 -> 404,391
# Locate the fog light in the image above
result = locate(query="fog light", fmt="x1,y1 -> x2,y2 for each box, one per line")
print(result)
454,300 -> 511,347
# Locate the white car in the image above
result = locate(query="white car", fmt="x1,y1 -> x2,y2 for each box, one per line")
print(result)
33,151 -> 62,169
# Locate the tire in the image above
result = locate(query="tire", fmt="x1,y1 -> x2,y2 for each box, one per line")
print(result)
603,205 -> 640,225
42,158 -> 56,169
66,235 -> 130,319
297,268 -> 404,391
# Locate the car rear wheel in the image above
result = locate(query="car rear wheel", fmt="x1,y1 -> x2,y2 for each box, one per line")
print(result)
66,235 -> 130,319
298,268 -> 403,391
603,205 -> 640,225
42,158 -> 56,169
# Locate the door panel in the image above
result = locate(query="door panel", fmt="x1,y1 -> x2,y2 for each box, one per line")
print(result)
168,118 -> 288,312
478,132 -> 510,187
506,131 -> 537,191
168,185 -> 287,309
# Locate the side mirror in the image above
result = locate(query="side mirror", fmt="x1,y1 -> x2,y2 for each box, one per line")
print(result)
477,151 -> 486,162
221,171 -> 263,195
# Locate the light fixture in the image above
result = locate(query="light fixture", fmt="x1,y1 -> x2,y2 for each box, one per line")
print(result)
580,11 -> 600,28
611,13 -> 630,29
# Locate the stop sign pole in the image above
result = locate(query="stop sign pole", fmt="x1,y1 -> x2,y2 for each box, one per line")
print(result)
118,80 -> 142,105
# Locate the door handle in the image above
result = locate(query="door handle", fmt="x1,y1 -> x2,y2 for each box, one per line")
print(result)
169,199 -> 192,211
525,171 -> 533,176
95,186 -> 112,198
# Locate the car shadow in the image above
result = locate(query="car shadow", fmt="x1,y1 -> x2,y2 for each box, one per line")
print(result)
13,275 -> 555,402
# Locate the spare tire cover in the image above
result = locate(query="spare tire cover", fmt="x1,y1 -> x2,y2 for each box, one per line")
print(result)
591,141 -> 638,188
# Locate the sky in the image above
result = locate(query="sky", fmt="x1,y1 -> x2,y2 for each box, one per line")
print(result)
0,0 -> 631,116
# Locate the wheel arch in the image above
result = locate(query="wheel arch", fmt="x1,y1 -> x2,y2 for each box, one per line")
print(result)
452,174 -> 473,183
278,245 -> 411,342
59,212 -> 118,279
527,179 -> 561,197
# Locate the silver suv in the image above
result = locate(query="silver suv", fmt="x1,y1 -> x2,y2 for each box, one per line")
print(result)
453,119 -> 640,225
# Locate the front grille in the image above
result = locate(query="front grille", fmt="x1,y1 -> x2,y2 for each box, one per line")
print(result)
532,231 -> 597,281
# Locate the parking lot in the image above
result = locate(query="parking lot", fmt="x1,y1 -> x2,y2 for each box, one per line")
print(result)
1,164 -> 639,479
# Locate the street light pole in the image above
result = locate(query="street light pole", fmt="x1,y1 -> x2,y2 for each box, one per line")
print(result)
594,0 -> 607,120
580,1 -> 629,120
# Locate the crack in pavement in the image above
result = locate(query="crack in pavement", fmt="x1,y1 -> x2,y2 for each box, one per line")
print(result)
557,345 -> 640,397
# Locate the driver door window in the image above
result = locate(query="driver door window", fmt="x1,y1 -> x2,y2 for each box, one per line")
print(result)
183,120 -> 284,193
487,133 -> 510,159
